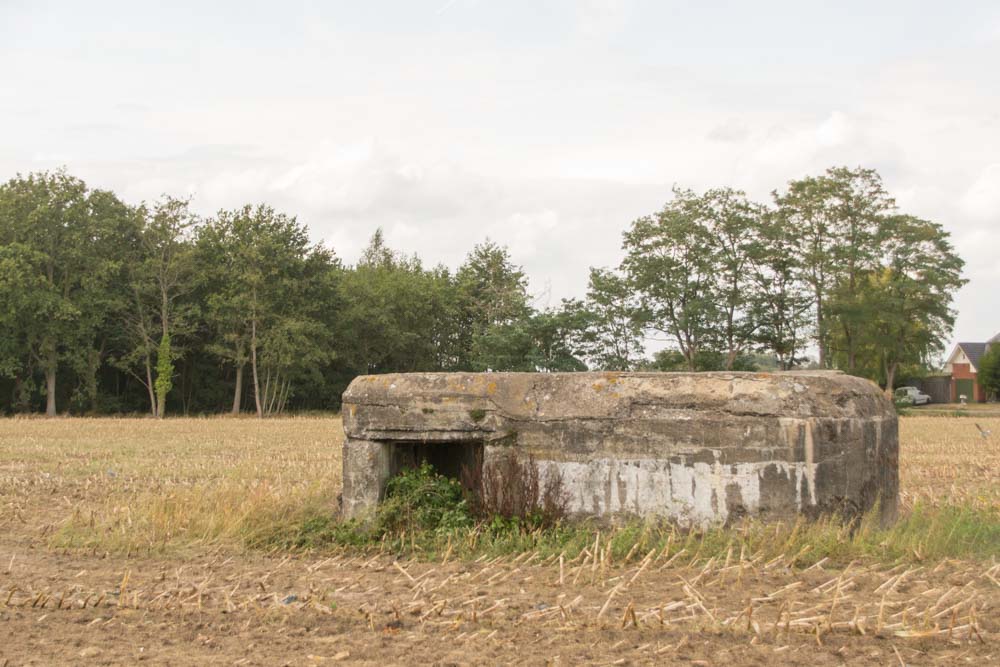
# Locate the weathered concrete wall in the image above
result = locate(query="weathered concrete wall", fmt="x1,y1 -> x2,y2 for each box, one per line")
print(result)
341,372 -> 898,526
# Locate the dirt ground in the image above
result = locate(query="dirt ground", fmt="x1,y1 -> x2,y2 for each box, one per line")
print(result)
2,537 -> 997,666
1,417 -> 998,665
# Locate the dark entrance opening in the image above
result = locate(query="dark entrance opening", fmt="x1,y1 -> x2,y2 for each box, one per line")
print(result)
386,440 -> 484,485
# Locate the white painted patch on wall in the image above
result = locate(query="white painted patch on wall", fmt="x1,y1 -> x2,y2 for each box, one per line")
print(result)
541,455 -> 816,526
778,416 -> 819,508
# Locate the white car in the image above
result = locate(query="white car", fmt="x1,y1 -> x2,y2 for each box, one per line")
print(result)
894,386 -> 931,405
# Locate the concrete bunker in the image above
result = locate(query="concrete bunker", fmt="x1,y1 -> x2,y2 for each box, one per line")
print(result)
341,371 -> 898,526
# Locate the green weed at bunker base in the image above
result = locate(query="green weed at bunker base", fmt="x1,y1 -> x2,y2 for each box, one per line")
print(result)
259,491 -> 1000,567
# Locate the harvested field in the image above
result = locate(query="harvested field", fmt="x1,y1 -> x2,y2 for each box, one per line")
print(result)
1,416 -> 998,665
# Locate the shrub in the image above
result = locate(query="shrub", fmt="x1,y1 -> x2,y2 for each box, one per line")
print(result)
376,462 -> 473,535
978,344 -> 1000,400
462,449 -> 570,528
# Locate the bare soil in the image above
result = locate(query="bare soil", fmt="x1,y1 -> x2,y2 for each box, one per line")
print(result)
2,531 -> 997,666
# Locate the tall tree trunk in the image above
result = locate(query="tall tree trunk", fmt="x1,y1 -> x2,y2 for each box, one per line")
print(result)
725,303 -> 736,370
45,367 -> 57,416
232,364 -> 243,415
884,362 -> 897,400
145,356 -> 157,416
265,371 -> 282,417
159,287 -> 170,419
276,380 -> 290,415
180,358 -> 190,416
815,290 -> 826,368
44,342 -> 57,416
13,373 -> 28,413
262,367 -> 272,416
251,317 -> 263,418
844,322 -> 856,372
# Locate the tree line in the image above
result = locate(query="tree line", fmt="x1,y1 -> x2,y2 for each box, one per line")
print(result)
0,166 -> 965,416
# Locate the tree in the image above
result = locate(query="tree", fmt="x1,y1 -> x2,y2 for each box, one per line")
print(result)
116,197 -> 198,417
198,205 -> 334,417
0,164 -> 971,415
622,188 -> 719,371
748,211 -> 812,370
775,167 -> 894,369
849,215 -> 965,396
337,230 -> 456,375
154,333 -> 174,414
0,242 -> 49,410
645,348 -> 760,372
978,344 -> 1000,401
455,240 -> 532,370
698,188 -> 768,369
570,268 -> 645,370
472,307 -> 587,372
0,170 -> 129,415
773,177 -> 833,367
823,168 -> 895,371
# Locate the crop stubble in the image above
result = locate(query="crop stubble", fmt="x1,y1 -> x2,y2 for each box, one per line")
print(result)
0,416 -> 997,665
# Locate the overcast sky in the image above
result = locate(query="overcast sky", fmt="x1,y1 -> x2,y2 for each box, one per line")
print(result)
2,0 -> 999,353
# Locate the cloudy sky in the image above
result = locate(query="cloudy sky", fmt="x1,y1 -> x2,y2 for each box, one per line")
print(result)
2,0 -> 999,352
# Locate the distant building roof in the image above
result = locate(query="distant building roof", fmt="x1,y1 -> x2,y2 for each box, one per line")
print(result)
958,342 -> 988,370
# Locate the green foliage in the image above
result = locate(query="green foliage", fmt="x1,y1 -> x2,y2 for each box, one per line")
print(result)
775,167 -> 895,369
979,344 -> 1000,400
0,170 -> 131,414
154,333 -> 173,417
0,243 -> 47,380
337,230 -> 456,375
197,204 -> 339,416
472,307 -> 587,372
568,268 -> 645,370
619,167 -> 963,384
264,464 -> 475,549
377,463 -> 473,535
620,186 -> 807,371
696,188 -> 771,367
0,165 -> 970,413
622,187 -> 720,370
645,349 -> 759,372
456,240 -> 537,371
749,211 -> 812,369
114,197 -> 198,416
265,499 -> 1000,566
456,240 -> 531,333
833,215 -> 966,392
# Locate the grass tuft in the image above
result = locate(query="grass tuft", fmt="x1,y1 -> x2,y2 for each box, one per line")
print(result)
250,496 -> 1000,566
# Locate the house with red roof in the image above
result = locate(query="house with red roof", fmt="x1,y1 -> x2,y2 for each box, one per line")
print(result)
943,332 -> 999,402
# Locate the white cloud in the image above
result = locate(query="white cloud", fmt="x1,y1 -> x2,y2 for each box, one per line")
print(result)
575,0 -> 632,40
815,111 -> 853,148
490,209 -> 560,260
3,1 -> 999,346
706,119 -> 751,144
960,163 -> 1000,222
